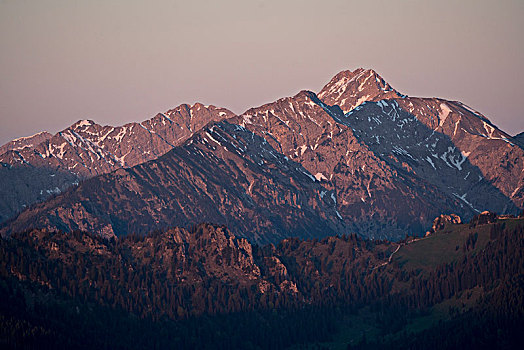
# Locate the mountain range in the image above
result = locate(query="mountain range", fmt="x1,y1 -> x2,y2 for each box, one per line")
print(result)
1,68 -> 523,243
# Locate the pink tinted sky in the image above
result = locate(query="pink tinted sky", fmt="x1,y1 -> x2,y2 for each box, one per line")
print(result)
1,0 -> 523,145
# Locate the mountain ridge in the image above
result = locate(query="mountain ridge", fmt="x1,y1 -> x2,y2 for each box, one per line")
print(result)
0,121 -> 347,243
0,103 -> 234,223
1,68 -> 522,241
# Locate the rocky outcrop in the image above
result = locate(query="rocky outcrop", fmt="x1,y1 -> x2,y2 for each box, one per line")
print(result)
427,214 -> 462,235
468,211 -> 498,227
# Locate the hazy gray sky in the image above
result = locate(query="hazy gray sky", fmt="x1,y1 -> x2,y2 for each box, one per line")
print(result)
1,0 -> 523,145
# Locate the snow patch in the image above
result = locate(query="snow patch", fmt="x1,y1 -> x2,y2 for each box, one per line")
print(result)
452,192 -> 480,213
205,132 -> 222,146
114,151 -> 131,166
299,145 -> 307,156
113,127 -> 127,143
54,142 -> 67,159
438,103 -> 452,127
304,100 -> 317,108
301,170 -> 316,182
242,114 -> 253,126
11,131 -> 48,142
99,127 -> 115,143
426,156 -> 436,170
358,70 -> 373,91
46,187 -> 61,195
314,172 -> 328,181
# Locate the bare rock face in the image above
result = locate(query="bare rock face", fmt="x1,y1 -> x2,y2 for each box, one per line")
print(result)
229,89 -> 475,239
1,68 -> 522,242
0,104 -> 233,223
315,69 -> 523,213
395,98 -> 524,210
1,121 -> 346,244
333,100 -> 521,215
134,224 -> 263,283
261,256 -> 289,282
223,68 -> 521,238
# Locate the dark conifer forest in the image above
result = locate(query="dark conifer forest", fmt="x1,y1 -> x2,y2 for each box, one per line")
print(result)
1,213 -> 523,349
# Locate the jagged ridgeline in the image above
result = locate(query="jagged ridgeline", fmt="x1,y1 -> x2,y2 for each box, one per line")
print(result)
1,214 -> 523,349
0,104 -> 234,224
1,69 -> 523,242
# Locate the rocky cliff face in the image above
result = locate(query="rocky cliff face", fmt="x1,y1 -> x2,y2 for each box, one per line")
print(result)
1,121 -> 346,244
1,222 -> 394,318
316,68 -> 405,112
334,99 -> 521,214
0,104 -> 233,223
315,69 -> 523,211
125,224 -> 262,287
228,89 -> 475,239
1,68 -> 522,241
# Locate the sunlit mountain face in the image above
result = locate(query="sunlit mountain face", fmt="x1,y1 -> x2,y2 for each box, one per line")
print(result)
1,69 -> 522,242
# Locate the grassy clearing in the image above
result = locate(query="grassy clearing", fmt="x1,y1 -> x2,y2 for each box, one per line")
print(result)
392,222 -> 493,272
292,217 -> 524,349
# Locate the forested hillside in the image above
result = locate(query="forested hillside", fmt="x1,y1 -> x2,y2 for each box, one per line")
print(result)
1,213 -> 522,349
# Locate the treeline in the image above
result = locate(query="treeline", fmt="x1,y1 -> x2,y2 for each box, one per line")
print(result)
394,223 -> 523,309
